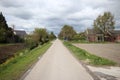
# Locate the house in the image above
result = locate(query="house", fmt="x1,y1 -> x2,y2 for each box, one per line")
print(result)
85,29 -> 104,42
110,30 -> 120,42
14,30 -> 27,38
85,29 -> 120,42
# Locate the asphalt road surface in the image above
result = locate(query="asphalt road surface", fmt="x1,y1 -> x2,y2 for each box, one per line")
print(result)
23,39 -> 93,80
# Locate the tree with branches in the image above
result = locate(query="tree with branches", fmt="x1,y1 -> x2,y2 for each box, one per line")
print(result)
93,12 -> 115,41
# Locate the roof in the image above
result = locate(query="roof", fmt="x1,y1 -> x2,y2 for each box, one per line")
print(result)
86,29 -> 120,35
86,29 -> 96,35
14,30 -> 27,37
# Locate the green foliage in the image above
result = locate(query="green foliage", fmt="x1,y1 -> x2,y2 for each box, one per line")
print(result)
0,12 -> 8,30
0,28 -> 7,43
0,12 -> 23,43
58,25 -> 76,40
93,12 -> 115,41
0,42 -> 51,80
0,12 -> 10,43
32,28 -> 49,44
49,32 -> 56,40
25,28 -> 46,50
64,41 -> 116,66
73,32 -> 86,41
25,34 -> 38,50
25,28 -> 56,50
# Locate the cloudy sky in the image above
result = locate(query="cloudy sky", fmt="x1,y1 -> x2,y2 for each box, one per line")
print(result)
0,0 -> 120,34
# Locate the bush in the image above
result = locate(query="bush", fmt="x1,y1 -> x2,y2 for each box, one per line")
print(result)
29,43 -> 38,50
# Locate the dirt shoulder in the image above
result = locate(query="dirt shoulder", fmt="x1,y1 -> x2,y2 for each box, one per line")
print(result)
73,43 -> 120,64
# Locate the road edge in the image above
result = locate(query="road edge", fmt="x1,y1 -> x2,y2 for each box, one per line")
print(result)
62,41 -> 100,80
19,43 -> 53,80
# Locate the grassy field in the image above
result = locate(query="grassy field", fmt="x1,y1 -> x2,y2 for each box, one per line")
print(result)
0,42 -> 52,80
64,41 -> 116,66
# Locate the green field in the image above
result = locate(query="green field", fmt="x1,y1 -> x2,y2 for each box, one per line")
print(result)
0,42 -> 52,80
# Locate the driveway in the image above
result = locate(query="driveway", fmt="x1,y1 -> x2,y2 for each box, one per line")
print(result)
73,43 -> 120,64
23,39 -> 94,80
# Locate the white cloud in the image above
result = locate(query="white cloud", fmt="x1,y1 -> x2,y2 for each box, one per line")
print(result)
67,7 -> 104,20
0,0 -> 120,34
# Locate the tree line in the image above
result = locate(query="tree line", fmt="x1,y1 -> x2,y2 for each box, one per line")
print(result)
58,25 -> 86,41
0,11 -> 115,44
58,11 -> 115,42
0,12 -> 56,63
0,12 -> 23,43
26,28 -> 56,50
0,12 -> 56,46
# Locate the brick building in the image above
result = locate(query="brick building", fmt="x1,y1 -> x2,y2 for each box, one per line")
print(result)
85,29 -> 120,42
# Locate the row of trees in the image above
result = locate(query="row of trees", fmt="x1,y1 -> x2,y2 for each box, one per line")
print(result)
0,12 -> 14,43
58,12 -> 115,42
0,12 -> 23,43
58,25 -> 76,40
0,12 -> 56,45
0,12 -> 56,64
26,28 -> 56,49
58,25 -> 86,41
1,11 -> 115,43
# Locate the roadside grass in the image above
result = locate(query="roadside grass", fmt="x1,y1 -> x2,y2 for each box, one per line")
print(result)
0,43 -> 15,47
71,40 -> 114,44
0,42 -> 52,80
116,42 -> 120,44
63,41 -> 116,66
71,40 -> 89,43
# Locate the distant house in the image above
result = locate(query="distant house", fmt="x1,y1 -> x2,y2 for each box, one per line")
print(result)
14,30 -> 27,38
85,29 -> 104,42
85,29 -> 120,42
111,30 -> 120,42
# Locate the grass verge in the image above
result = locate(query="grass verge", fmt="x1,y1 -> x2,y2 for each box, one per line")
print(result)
71,40 -> 111,44
0,42 -> 52,80
0,43 -> 16,47
64,41 -> 116,66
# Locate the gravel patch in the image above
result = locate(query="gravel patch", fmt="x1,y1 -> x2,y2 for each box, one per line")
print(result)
88,66 -> 120,80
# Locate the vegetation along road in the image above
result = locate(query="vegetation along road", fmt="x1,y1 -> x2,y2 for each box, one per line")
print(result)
23,39 -> 94,80
73,43 -> 120,64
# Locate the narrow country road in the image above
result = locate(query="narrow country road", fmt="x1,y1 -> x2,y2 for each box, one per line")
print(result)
23,39 -> 93,80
